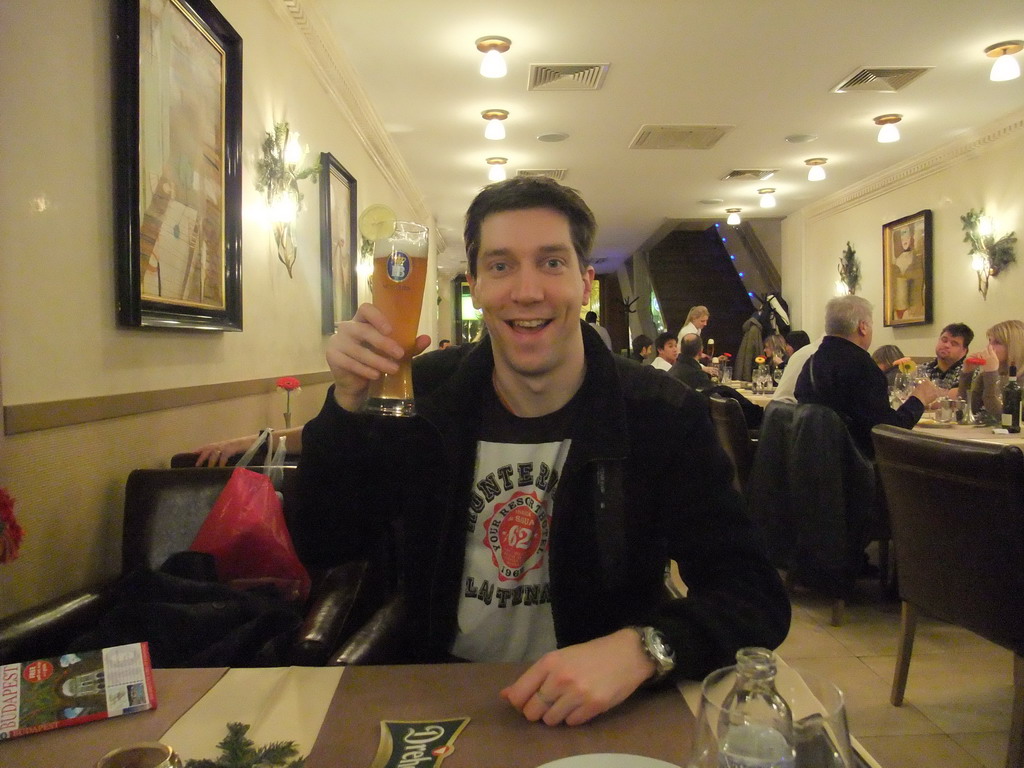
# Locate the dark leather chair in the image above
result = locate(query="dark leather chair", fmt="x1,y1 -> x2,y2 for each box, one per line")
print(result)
872,425 -> 1024,768
747,401 -> 880,625
708,394 -> 755,492
0,467 -> 370,667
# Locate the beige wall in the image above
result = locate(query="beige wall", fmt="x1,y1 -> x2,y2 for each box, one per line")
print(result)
782,109 -> 1024,352
0,0 -> 435,617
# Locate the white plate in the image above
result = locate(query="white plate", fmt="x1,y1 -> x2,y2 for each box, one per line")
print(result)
536,755 -> 680,768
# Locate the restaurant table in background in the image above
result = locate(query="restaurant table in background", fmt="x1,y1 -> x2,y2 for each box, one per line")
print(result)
913,413 -> 1024,445
0,664 -> 693,768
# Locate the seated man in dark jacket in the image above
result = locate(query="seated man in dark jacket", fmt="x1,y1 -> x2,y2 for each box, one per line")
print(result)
297,177 -> 789,728
668,333 -> 712,390
795,295 -> 940,457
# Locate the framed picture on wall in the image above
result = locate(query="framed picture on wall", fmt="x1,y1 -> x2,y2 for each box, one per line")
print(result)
113,0 -> 243,331
882,209 -> 932,327
319,152 -> 358,335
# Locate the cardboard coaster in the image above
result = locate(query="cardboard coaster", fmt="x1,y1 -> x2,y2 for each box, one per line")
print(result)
369,718 -> 470,768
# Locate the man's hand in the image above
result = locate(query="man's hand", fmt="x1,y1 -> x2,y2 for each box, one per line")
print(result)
499,629 -> 654,726
327,303 -> 430,412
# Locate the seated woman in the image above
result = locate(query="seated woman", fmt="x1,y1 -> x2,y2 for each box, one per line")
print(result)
871,344 -> 905,389
763,334 -> 787,369
958,319 -> 1024,415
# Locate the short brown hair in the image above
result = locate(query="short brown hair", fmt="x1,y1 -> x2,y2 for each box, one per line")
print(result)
463,176 -> 597,277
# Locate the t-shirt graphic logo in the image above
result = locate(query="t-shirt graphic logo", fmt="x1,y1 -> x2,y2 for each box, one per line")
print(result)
482,490 -> 550,582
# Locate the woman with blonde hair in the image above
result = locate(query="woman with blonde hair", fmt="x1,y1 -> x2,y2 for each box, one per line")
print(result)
677,305 -> 710,343
762,334 -> 787,367
959,319 -> 1024,415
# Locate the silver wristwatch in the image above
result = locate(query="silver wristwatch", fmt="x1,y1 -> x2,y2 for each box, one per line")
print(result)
630,625 -> 676,680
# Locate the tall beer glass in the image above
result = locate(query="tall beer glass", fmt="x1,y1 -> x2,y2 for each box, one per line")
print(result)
364,221 -> 429,417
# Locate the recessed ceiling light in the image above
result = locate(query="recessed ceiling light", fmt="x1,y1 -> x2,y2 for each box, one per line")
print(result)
785,134 -> 818,144
700,198 -> 724,205
537,132 -> 569,142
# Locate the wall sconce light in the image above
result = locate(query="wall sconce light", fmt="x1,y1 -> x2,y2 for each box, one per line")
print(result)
254,121 -> 320,277
837,241 -> 860,296
486,157 -> 508,182
758,188 -> 776,208
985,40 -> 1023,82
726,208 -> 742,226
961,208 -> 1018,299
476,36 -> 511,78
874,114 -> 902,143
805,157 -> 827,181
482,109 -> 509,140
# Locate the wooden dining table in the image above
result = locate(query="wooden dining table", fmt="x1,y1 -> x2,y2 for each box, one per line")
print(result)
0,663 -> 695,768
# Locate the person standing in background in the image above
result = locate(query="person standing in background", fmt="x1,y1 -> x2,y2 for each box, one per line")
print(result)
676,306 -> 710,345
584,310 -> 612,350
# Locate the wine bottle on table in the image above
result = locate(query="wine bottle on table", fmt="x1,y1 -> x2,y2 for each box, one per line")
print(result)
1003,365 -> 1021,434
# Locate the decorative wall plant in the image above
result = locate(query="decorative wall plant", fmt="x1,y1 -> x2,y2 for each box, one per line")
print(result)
837,241 -> 861,295
961,208 -> 1017,299
254,122 -> 320,277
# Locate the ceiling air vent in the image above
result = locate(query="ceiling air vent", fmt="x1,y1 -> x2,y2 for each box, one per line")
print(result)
529,63 -> 609,91
629,124 -> 733,150
832,66 -> 932,93
721,169 -> 778,181
517,169 -> 568,181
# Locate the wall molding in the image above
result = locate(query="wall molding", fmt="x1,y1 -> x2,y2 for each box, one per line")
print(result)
270,0 -> 444,251
805,107 -> 1024,222
3,371 -> 333,435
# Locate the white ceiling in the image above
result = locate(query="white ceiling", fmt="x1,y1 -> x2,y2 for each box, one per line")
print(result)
315,0 -> 1024,274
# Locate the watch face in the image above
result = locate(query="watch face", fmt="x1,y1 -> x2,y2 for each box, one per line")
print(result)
651,632 -> 671,657
646,628 -> 675,666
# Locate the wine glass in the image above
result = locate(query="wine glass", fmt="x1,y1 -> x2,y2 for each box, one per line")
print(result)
688,663 -> 854,768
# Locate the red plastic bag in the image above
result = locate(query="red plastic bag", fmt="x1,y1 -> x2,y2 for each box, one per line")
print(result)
190,465 -> 311,603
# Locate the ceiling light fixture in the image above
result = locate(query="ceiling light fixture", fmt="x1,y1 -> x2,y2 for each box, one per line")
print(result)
758,188 -> 777,208
726,208 -> 742,226
874,114 -> 902,143
476,36 -> 511,78
805,158 -> 827,181
986,40 -> 1023,81
486,157 -> 508,182
481,109 -> 509,140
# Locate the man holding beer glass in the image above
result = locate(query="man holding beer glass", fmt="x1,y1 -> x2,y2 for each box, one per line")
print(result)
296,177 -> 789,727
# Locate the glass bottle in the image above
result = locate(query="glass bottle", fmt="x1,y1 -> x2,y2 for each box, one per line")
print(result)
717,647 -> 796,768
1003,365 -> 1021,434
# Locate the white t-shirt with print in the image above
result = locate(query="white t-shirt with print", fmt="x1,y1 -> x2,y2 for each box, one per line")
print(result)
450,389 -> 574,662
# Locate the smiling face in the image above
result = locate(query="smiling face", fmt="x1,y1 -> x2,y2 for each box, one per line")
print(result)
467,207 -> 594,387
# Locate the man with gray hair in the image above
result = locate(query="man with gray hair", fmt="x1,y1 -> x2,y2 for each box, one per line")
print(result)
794,295 -> 939,457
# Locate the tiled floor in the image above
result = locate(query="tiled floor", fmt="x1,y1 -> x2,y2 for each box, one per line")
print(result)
779,579 -> 1015,768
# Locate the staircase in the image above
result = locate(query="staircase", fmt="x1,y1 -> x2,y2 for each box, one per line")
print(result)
647,225 -> 758,358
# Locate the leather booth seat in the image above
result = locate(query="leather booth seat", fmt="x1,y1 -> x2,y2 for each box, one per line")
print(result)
0,467 -> 375,667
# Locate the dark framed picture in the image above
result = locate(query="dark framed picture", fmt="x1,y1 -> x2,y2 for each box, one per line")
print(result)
319,152 -> 357,334
882,209 -> 932,327
113,0 -> 243,330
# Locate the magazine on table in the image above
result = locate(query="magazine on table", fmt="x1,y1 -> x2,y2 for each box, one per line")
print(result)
0,641 -> 157,740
